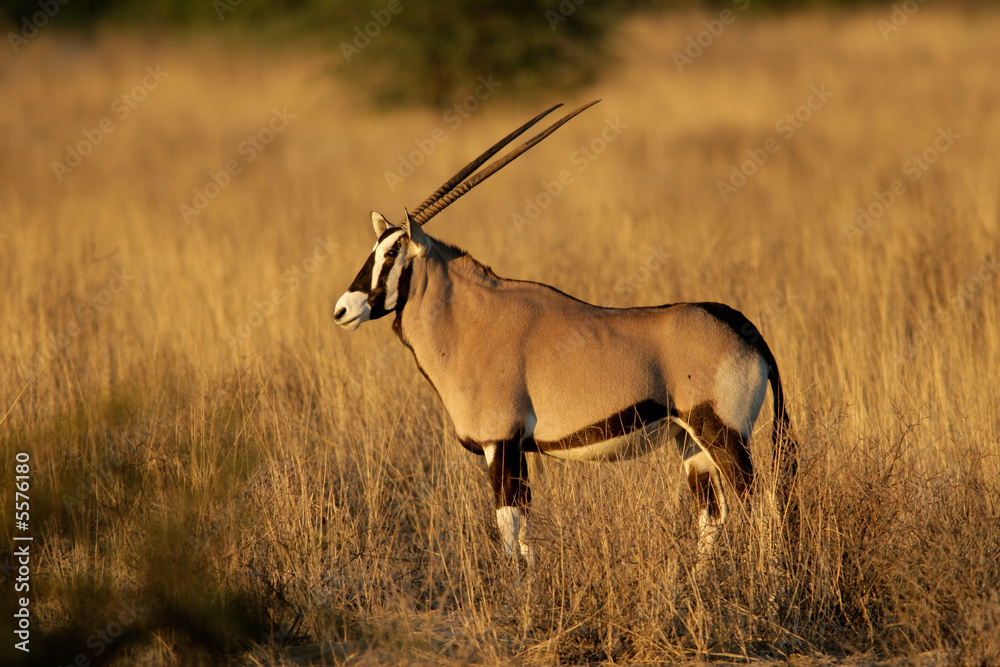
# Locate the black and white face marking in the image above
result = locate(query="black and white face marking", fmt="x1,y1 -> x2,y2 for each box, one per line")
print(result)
334,221 -> 415,331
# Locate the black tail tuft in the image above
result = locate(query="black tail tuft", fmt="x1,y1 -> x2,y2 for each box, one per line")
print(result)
766,354 -> 798,481
760,339 -> 800,557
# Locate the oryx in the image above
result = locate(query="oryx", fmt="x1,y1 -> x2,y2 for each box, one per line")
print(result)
334,102 -> 797,568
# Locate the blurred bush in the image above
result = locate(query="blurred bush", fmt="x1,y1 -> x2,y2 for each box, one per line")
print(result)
0,0 -> 987,107
2,0 -> 622,107
327,0 -> 618,107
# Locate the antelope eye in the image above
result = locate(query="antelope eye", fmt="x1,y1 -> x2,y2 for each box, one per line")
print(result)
385,248 -> 399,259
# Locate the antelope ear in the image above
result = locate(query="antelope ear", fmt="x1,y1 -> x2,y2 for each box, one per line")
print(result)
402,209 -> 430,252
371,211 -> 393,237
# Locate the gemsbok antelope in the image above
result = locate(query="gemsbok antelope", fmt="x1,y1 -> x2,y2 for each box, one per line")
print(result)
334,101 -> 797,569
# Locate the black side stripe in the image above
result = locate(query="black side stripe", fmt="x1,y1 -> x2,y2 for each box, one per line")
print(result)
458,438 -> 484,456
537,399 -> 671,452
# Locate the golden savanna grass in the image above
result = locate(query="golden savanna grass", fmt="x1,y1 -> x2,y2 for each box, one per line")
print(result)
2,7 -> 999,666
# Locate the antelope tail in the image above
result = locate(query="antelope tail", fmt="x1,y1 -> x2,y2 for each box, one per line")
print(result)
758,338 -> 800,548
756,336 -> 797,475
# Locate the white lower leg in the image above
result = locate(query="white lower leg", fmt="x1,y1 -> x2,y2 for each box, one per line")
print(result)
696,510 -> 723,562
685,451 -> 730,571
518,515 -> 535,565
496,506 -> 521,559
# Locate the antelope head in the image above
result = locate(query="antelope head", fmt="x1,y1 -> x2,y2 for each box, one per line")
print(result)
333,100 -> 599,331
333,210 -> 429,331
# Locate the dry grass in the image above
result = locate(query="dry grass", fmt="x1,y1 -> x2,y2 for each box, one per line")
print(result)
2,7 -> 999,666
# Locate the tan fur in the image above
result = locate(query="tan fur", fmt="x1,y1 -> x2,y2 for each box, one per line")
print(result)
396,237 -> 767,448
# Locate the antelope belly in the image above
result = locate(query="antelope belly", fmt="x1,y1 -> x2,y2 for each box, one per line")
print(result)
540,419 -> 669,462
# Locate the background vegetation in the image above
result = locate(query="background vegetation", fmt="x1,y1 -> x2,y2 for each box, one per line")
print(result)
5,0 -> 626,106
1,0 -> 992,106
2,3 -> 999,666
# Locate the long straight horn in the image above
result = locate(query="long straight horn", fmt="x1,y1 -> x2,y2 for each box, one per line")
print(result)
410,103 -> 564,218
411,100 -> 601,227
